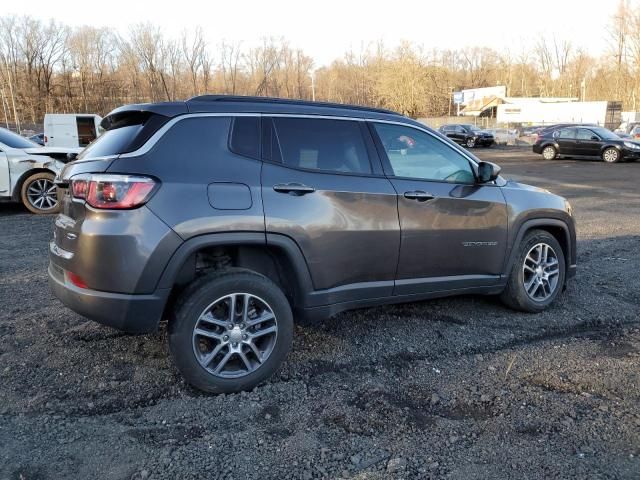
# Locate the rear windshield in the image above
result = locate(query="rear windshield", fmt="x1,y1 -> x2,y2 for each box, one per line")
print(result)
0,128 -> 38,149
77,124 -> 144,159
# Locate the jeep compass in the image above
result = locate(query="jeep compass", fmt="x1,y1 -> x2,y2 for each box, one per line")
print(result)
49,96 -> 576,393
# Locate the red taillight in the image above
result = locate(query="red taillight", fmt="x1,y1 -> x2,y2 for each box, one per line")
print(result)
71,174 -> 156,209
67,271 -> 87,289
71,178 -> 89,199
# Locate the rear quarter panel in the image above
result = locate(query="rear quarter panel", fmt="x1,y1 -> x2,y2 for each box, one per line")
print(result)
107,116 -> 265,240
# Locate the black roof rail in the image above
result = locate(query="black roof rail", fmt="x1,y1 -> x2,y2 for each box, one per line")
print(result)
187,95 -> 399,116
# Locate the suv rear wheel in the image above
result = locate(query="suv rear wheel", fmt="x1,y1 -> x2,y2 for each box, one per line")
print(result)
169,269 -> 293,393
500,230 -> 565,312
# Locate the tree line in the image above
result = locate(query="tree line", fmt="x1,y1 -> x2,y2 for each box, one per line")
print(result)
1,1 -> 640,131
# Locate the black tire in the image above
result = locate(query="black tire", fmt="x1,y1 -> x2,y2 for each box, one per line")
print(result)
20,171 -> 60,214
602,147 -> 620,163
500,229 -> 566,313
466,137 -> 476,148
541,145 -> 557,160
168,268 -> 293,394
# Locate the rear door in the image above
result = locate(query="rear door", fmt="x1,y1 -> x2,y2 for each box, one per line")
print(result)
370,121 -> 508,295
554,127 -> 578,154
76,116 -> 98,147
261,116 -> 400,303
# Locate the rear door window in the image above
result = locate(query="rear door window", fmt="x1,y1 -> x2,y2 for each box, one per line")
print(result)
272,117 -> 372,174
554,128 -> 576,139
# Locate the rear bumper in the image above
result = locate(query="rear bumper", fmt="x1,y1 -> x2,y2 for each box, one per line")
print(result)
48,262 -> 170,334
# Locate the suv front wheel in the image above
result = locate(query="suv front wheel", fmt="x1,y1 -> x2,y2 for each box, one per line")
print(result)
500,230 -> 566,312
169,269 -> 293,393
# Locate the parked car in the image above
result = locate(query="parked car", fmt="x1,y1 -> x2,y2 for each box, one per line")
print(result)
536,123 -> 597,138
438,124 -> 495,148
488,128 -> 517,145
521,126 -> 541,136
614,121 -> 640,137
532,125 -> 640,162
29,133 -> 45,146
49,96 -> 576,393
44,113 -> 102,148
0,127 -> 80,213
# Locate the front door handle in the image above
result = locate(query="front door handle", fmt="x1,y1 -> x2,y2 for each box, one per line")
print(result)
273,183 -> 316,195
403,190 -> 435,201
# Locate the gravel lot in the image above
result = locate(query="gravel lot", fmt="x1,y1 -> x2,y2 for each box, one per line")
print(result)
1,147 -> 639,480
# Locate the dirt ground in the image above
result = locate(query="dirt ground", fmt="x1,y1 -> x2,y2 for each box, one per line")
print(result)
1,147 -> 639,479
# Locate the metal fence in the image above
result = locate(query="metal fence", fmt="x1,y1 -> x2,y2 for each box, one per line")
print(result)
417,116 -> 498,130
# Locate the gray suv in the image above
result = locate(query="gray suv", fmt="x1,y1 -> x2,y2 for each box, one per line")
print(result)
49,96 -> 576,393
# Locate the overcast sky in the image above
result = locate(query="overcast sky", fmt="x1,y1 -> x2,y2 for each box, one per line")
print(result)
7,0 -> 621,66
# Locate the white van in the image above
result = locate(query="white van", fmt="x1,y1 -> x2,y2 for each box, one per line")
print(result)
44,114 -> 103,148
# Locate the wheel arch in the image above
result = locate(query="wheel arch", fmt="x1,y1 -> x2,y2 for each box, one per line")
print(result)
504,218 -> 575,281
12,167 -> 57,201
157,232 -> 314,319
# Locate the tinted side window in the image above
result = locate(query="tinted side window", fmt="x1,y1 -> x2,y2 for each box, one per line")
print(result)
554,128 -> 576,139
577,128 -> 597,140
374,123 -> 475,184
273,118 -> 371,174
229,117 -> 260,159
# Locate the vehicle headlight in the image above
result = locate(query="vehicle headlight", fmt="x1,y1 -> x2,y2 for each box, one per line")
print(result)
623,141 -> 640,150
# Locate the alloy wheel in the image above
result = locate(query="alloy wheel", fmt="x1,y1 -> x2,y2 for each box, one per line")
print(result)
542,146 -> 556,160
522,243 -> 560,302
603,148 -> 619,163
192,293 -> 278,378
26,178 -> 58,211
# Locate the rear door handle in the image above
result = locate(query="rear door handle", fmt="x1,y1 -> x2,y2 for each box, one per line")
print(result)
273,183 -> 316,195
403,190 -> 435,201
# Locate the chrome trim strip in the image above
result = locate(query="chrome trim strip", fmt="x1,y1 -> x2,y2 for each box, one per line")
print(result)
117,111 -> 478,167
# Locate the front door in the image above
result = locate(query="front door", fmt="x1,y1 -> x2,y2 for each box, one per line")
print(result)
370,122 -> 508,295
575,128 -> 602,157
261,116 -> 400,304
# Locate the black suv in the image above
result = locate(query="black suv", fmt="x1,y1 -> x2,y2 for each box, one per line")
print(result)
49,96 -> 576,393
438,124 -> 495,148
533,125 -> 640,163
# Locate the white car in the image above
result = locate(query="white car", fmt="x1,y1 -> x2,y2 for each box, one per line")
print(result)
0,127 -> 81,214
488,128 -> 518,145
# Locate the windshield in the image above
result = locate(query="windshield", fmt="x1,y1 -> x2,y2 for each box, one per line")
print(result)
464,125 -> 482,132
0,128 -> 39,149
590,127 -> 619,140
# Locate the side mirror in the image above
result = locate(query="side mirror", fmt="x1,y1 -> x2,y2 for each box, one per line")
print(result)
591,135 -> 599,141
66,152 -> 78,162
477,161 -> 501,183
